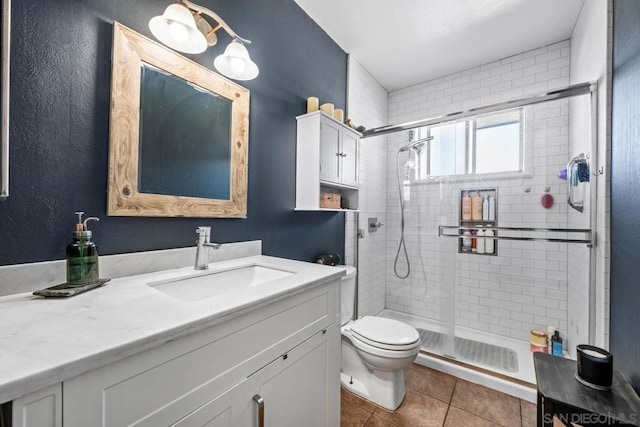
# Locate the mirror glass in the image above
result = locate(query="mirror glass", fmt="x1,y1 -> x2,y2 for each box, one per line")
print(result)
139,64 -> 232,200
108,23 -> 249,218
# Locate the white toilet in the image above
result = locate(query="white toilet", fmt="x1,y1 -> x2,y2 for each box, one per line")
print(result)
339,266 -> 421,410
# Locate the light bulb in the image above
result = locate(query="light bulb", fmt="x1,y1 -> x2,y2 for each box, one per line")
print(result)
169,21 -> 189,42
230,57 -> 245,74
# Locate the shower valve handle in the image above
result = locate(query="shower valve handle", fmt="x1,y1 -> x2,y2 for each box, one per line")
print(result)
368,217 -> 384,232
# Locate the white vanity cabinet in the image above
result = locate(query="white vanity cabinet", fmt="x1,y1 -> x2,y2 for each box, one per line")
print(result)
62,280 -> 340,427
170,377 -> 249,426
245,324 -> 339,427
11,384 -> 62,427
296,111 -> 360,211
176,325 -> 338,427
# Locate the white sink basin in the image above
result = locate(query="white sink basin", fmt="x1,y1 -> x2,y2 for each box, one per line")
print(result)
148,265 -> 294,302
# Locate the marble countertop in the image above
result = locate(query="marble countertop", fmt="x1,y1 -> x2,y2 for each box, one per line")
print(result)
0,255 -> 344,404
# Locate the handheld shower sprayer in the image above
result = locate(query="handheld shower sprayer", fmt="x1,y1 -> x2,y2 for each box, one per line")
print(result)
393,134 -> 434,279
398,136 -> 432,153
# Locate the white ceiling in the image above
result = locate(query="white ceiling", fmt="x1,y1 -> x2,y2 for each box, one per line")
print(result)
294,0 -> 585,91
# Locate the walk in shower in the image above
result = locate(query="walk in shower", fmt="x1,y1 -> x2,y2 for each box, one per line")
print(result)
356,82 -> 598,397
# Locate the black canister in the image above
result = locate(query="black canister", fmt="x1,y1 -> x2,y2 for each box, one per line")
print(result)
314,254 -> 341,266
576,344 -> 613,390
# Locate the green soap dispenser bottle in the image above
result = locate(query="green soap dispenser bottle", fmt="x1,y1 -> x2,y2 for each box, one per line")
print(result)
66,211 -> 100,287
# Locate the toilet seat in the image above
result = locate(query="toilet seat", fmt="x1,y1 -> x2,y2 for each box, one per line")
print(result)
350,316 -> 420,351
349,331 -> 421,359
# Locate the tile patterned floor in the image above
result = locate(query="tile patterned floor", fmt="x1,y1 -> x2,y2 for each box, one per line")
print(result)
341,363 -> 541,427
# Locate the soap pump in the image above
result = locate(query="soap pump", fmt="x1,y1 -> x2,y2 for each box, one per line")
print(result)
66,211 -> 100,287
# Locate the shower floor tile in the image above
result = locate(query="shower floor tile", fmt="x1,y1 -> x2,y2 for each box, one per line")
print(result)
340,363 -> 541,427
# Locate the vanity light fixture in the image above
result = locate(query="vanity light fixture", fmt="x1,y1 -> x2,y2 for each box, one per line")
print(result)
149,0 -> 259,81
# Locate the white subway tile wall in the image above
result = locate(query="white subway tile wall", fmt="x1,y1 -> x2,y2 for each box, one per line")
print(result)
385,40 -> 587,342
346,56 -> 389,317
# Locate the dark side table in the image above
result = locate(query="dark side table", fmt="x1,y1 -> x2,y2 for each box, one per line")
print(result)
533,352 -> 640,426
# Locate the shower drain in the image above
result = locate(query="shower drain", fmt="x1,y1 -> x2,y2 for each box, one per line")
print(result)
417,329 -> 519,373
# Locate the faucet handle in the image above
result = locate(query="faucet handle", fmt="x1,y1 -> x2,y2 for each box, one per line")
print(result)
196,226 -> 211,236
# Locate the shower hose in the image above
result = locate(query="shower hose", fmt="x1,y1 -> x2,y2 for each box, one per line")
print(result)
394,150 -> 411,279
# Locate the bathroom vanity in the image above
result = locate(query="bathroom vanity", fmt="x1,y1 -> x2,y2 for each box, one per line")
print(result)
0,255 -> 343,426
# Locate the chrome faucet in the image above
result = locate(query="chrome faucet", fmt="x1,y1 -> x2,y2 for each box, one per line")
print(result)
194,226 -> 222,270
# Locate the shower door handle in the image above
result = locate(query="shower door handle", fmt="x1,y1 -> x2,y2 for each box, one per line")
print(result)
567,153 -> 586,213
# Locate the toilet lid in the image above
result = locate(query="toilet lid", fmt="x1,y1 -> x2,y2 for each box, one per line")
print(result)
351,316 -> 420,351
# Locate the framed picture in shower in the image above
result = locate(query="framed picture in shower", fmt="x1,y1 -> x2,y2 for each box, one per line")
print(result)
0,0 -> 10,200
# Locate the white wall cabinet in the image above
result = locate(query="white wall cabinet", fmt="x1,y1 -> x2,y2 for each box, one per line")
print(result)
296,111 -> 360,211
61,281 -> 340,427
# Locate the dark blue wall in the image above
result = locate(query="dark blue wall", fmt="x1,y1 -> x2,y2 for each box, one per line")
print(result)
0,0 -> 347,266
611,0 -> 640,393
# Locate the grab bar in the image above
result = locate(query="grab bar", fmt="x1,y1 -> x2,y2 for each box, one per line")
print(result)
438,225 -> 592,245
567,153 -> 589,213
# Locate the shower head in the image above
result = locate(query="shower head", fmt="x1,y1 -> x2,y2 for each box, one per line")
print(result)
398,136 -> 433,153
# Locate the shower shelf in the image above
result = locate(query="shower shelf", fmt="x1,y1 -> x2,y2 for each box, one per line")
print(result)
459,188 -> 498,255
439,225 -> 593,245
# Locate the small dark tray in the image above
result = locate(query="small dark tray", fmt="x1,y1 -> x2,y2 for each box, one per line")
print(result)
33,279 -> 111,297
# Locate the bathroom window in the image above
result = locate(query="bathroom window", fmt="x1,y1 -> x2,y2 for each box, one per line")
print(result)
415,108 -> 525,179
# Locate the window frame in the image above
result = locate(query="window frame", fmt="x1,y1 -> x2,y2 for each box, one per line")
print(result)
414,107 -> 530,182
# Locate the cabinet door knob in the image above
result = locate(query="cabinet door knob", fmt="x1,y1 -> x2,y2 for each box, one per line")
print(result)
253,394 -> 264,427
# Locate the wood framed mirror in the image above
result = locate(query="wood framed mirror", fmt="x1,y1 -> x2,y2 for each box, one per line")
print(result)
108,22 -> 249,218
0,0 -> 10,200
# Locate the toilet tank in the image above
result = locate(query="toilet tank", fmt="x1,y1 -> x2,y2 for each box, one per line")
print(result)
339,266 -> 357,326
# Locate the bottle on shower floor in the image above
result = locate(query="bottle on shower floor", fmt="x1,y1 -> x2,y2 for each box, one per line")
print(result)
551,331 -> 563,356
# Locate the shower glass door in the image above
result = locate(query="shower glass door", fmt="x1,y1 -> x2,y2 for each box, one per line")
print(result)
379,83 -> 595,385
406,94 -> 594,382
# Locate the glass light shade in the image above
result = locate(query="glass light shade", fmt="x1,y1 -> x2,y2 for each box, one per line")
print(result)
214,41 -> 259,81
149,3 -> 208,54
